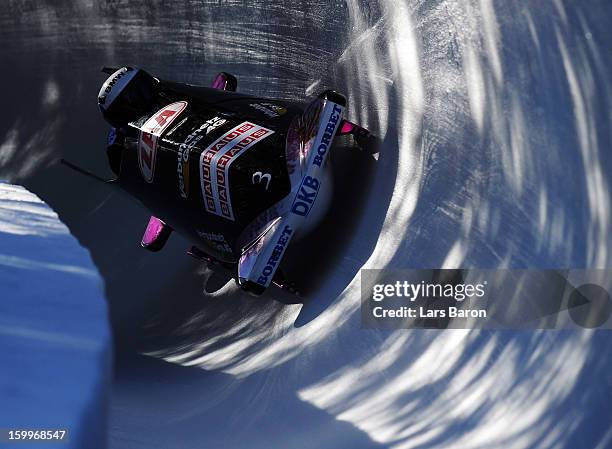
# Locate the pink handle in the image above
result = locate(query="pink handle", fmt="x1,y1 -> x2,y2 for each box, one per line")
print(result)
141,216 -> 170,250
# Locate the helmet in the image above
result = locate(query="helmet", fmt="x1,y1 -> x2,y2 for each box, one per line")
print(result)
98,67 -> 158,128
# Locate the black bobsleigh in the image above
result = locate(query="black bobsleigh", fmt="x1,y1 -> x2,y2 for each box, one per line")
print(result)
92,66 -> 371,295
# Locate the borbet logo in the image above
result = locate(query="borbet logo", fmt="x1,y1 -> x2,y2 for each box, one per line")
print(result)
312,104 -> 342,167
138,101 -> 187,183
256,225 -> 293,286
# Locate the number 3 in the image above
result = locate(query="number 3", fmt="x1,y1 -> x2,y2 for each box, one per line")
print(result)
252,171 -> 272,190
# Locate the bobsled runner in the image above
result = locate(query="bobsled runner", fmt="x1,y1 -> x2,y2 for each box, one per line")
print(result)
82,66 -> 372,296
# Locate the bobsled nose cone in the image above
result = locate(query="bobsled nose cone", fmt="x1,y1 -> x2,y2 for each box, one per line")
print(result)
318,89 -> 347,107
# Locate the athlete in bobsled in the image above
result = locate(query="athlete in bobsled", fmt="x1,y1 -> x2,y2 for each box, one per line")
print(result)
95,66 -> 371,296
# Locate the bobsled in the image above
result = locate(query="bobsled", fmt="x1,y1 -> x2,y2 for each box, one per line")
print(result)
91,66 -> 371,295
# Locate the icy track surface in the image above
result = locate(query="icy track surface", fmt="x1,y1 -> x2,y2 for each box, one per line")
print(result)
1,1 -> 611,448
0,182 -> 110,448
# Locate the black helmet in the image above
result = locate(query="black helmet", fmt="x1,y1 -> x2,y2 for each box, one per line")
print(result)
98,67 -> 158,128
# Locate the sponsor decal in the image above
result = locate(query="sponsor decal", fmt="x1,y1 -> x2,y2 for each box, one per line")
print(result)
196,230 -> 233,254
98,67 -> 134,107
200,121 -> 274,221
256,225 -> 293,286
177,116 -> 227,198
291,175 -> 320,217
289,101 -> 342,216
138,101 -> 187,183
312,103 -> 342,167
250,102 -> 287,118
